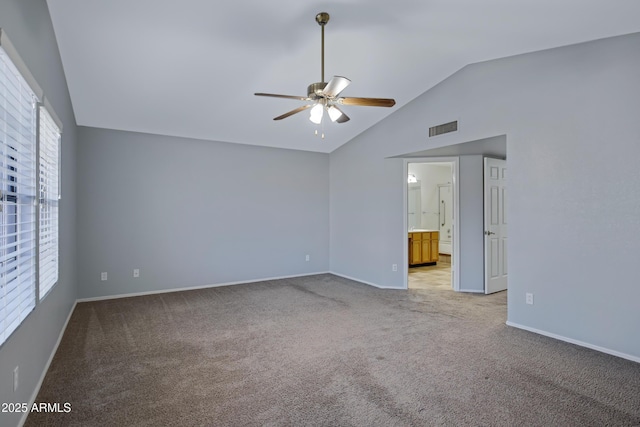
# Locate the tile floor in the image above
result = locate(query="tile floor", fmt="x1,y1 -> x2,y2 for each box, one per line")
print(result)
408,261 -> 452,291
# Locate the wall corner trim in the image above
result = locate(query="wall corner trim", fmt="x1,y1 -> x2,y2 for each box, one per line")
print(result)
505,321 -> 640,364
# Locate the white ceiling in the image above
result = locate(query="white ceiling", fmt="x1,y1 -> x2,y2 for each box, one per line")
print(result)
46,1 -> 640,153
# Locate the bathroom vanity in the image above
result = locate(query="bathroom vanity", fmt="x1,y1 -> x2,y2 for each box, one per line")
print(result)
408,230 -> 439,266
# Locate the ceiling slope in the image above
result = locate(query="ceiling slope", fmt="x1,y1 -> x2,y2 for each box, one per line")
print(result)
46,0 -> 640,153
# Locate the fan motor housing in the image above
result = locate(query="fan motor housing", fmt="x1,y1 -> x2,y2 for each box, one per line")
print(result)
308,82 -> 328,98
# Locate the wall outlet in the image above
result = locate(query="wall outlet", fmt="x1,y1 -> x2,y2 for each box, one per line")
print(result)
133,269 -> 140,278
526,293 -> 534,305
305,255 -> 310,262
13,366 -> 18,392
101,272 -> 108,281
392,264 -> 398,272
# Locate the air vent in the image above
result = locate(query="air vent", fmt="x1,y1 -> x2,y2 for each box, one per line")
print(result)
429,120 -> 458,137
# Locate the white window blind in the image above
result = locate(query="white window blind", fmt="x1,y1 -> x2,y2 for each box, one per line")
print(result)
37,106 -> 60,298
0,45 -> 37,344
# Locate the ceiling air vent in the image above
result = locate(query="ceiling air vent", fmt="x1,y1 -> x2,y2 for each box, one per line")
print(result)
429,120 -> 458,137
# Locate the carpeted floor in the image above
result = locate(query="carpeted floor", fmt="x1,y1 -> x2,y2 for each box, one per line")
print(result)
27,274 -> 640,426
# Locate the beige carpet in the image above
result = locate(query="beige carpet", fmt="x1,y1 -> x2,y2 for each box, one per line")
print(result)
27,274 -> 640,426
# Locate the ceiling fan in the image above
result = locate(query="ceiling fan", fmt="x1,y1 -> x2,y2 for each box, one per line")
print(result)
255,12 -> 396,127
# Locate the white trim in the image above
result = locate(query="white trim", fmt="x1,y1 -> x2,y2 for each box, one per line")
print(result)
506,321 -> 640,364
330,271 -> 404,289
18,300 -> 77,427
76,272 -> 331,302
459,288 -> 485,294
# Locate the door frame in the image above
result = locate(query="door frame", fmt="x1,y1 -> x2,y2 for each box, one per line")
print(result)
403,157 -> 460,291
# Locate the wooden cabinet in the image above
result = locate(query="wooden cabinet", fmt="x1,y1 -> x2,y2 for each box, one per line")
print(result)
411,238 -> 421,265
431,238 -> 439,263
408,231 -> 439,266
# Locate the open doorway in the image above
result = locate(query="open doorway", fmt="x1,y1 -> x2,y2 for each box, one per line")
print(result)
404,158 -> 460,292
399,136 -> 508,294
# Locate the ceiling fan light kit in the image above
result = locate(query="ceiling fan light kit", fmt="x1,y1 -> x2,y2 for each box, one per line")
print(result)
255,12 -> 396,135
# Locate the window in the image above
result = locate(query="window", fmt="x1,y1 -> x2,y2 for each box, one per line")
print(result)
0,30 -> 61,346
0,42 -> 37,344
38,106 -> 60,298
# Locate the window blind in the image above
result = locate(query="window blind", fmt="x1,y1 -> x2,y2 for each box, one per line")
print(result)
37,106 -> 60,298
0,45 -> 37,344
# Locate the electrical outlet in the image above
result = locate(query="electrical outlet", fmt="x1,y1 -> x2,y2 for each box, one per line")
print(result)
101,272 -> 107,281
392,264 -> 398,272
13,366 -> 18,392
526,293 -> 534,305
133,269 -> 140,278
305,255 -> 310,262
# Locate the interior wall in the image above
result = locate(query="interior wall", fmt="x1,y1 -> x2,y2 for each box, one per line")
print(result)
458,156 -> 484,293
76,127 -> 330,299
0,1 -> 78,426
329,139 -> 404,288
330,32 -> 640,359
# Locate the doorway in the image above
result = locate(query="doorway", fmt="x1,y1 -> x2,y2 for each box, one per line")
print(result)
404,158 -> 460,291
400,136 -> 508,294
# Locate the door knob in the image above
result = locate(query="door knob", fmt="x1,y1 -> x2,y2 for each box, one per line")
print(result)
484,231 -> 495,236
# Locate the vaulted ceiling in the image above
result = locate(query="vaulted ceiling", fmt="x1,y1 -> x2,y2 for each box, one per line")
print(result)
47,1 -> 640,153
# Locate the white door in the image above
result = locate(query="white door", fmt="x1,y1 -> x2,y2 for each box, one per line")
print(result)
484,158 -> 507,294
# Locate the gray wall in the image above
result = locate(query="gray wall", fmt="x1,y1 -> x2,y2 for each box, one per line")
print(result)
458,155 -> 484,293
330,33 -> 640,359
0,1 -> 78,426
77,127 -> 330,299
329,137 -> 404,287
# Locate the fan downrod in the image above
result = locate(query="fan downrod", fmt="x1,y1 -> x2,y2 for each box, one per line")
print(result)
316,12 -> 330,82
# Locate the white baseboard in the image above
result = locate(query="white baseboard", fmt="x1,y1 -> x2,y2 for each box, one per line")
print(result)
19,300 -> 78,427
329,271 -> 403,289
506,321 -> 640,364
76,271 -> 331,302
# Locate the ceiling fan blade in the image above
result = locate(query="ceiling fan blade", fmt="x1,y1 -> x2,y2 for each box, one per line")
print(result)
332,105 -> 350,123
322,76 -> 351,98
339,97 -> 396,107
273,104 -> 313,120
255,93 -> 310,101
